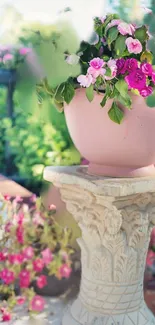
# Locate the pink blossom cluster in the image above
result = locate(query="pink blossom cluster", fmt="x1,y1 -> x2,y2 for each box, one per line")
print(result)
117,58 -> 155,97
0,194 -> 72,321
77,57 -> 117,88
0,45 -> 31,69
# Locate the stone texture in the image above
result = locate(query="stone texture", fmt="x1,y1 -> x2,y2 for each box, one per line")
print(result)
44,166 -> 155,325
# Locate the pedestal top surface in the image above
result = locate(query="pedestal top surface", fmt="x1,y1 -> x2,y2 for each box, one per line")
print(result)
43,166 -> 155,197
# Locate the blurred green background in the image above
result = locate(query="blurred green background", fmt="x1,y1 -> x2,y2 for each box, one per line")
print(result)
0,0 -> 153,194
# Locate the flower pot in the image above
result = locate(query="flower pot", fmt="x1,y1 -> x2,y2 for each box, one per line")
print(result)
64,88 -> 155,177
0,69 -> 16,85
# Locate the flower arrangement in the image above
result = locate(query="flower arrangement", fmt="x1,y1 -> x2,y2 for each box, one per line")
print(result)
0,194 -> 72,322
0,45 -> 31,70
40,13 -> 155,124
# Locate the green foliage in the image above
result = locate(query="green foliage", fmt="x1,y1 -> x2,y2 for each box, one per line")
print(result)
108,102 -> 124,124
114,35 -> 126,56
86,85 -> 94,102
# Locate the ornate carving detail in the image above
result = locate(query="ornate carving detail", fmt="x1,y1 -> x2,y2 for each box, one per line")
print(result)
60,184 -> 155,324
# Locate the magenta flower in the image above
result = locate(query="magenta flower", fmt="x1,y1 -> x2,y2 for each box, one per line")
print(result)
17,296 -> 26,305
152,71 -> 155,83
33,258 -> 44,272
77,74 -> 94,88
126,58 -> 138,72
59,264 -> 72,279
125,68 -> 146,90
41,248 -> 53,266
16,225 -> 24,244
0,252 -> 7,261
8,254 -> 23,265
146,250 -> 155,267
139,86 -> 153,97
0,269 -> 15,285
118,22 -> 135,35
19,270 -> 30,288
30,295 -> 45,312
2,311 -> 12,322
19,47 -> 31,55
23,246 -> 34,260
14,196 -> 23,203
36,275 -> 47,289
141,62 -> 153,76
116,58 -> 127,75
105,59 -> 117,80
126,37 -> 142,54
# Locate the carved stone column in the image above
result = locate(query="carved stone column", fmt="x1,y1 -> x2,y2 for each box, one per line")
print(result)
44,166 -> 155,325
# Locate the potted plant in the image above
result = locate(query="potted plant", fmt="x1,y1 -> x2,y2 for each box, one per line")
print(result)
0,194 -> 72,322
15,14 -> 155,177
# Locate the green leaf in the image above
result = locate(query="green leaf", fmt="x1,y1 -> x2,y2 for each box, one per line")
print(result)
115,79 -> 128,98
117,93 -> 132,109
140,50 -> 153,63
54,83 -> 65,102
64,83 -> 75,104
105,67 -> 112,77
146,91 -> 155,108
100,95 -> 108,107
114,35 -> 126,56
86,84 -> 94,102
108,102 -> 124,124
135,26 -> 148,43
107,26 -> 119,45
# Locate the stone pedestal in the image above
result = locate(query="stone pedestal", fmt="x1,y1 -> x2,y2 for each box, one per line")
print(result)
44,166 -> 155,325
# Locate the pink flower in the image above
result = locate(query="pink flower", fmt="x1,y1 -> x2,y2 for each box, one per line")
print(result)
3,53 -> 14,63
89,57 -> 105,70
5,221 -> 12,233
60,251 -> 69,261
100,17 -> 105,23
49,204 -> 56,211
19,270 -> 30,288
126,37 -> 142,54
3,195 -> 11,201
77,74 -> 94,88
125,68 -> 146,91
30,194 -> 37,203
0,269 -> 15,285
126,58 -> 138,72
33,259 -> 44,272
33,213 -> 44,226
30,295 -> 45,312
19,47 -> 31,55
23,246 -> 34,260
105,59 -> 117,80
17,296 -> 26,305
14,196 -> 23,203
0,252 -> 7,261
141,62 -> 153,76
116,58 -> 127,75
2,311 -> 11,322
152,71 -> 155,84
8,253 -> 23,265
36,275 -> 47,289
59,264 -> 72,279
106,19 -> 121,31
139,86 -> 153,97
16,226 -> 24,244
41,248 -> 53,266
88,58 -> 106,78
118,22 -> 135,35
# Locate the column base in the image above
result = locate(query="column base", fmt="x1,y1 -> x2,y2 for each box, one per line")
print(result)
62,298 -> 155,325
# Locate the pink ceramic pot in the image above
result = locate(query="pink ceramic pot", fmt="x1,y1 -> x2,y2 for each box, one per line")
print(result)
64,88 -> 155,177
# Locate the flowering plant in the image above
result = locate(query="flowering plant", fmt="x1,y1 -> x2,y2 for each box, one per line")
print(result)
46,14 -> 155,124
0,45 -> 31,70
0,194 -> 72,322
